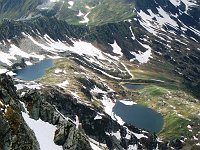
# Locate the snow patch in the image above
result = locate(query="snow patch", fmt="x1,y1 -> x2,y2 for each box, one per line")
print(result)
120,100 -> 136,106
129,26 -> 135,40
0,51 -> 16,66
57,80 -> 69,88
121,62 -> 134,79
101,95 -> 125,125
127,145 -> 137,150
68,1 -> 74,8
130,48 -> 152,64
112,130 -> 121,140
101,95 -> 115,116
25,61 -> 33,65
49,0 -> 60,2
133,132 -> 148,139
6,71 -> 16,76
80,12 -> 90,24
111,41 -> 123,56
89,138 -> 106,150
9,44 -> 30,58
193,136 -> 198,141
22,112 -> 62,150
138,6 -> 179,35
181,0 -> 197,12
75,115 -> 79,129
169,0 -> 181,7
90,142 -> 102,150
0,69 -> 8,74
15,82 -> 42,90
77,10 -> 84,16
54,68 -> 62,74
94,114 -> 102,120
90,86 -> 106,94
69,91 -> 80,99
131,41 -> 152,64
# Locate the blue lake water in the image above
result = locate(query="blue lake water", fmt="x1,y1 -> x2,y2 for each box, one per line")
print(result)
14,59 -> 53,81
113,101 -> 164,133
123,83 -> 145,90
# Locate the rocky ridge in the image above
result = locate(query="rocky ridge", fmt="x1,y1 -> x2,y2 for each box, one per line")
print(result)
0,0 -> 200,149
0,74 -> 174,150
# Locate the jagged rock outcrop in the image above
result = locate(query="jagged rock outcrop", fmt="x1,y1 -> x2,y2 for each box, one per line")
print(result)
21,89 -> 92,150
21,86 -> 169,150
0,74 -> 95,150
0,74 -> 40,150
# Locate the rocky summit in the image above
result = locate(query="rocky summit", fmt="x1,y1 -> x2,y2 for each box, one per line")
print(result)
0,0 -> 200,150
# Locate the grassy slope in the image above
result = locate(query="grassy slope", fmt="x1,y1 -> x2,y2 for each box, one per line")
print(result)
124,60 -> 200,143
0,0 -> 136,25
56,0 -> 135,25
0,0 -> 41,21
40,58 -> 200,144
88,0 -> 135,26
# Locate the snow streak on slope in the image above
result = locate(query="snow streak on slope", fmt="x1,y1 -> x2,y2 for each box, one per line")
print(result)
137,0 -> 200,41
22,112 -> 62,150
0,39 -> 46,67
89,138 -> 107,150
21,33 -> 133,79
111,41 -> 123,56
168,0 -> 181,6
80,12 -> 90,24
68,1 -> 74,9
0,69 -> 8,74
49,0 -> 60,3
77,10 -> 84,16
26,33 -> 106,59
138,7 -> 178,35
0,51 -> 16,66
168,0 -> 197,11
9,44 -> 45,60
130,42 -> 152,64
79,5 -> 95,24
0,31 -> 135,82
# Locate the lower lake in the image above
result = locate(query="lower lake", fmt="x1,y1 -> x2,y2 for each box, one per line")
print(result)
113,101 -> 164,133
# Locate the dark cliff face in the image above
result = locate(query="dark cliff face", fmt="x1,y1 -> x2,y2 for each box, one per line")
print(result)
0,74 -> 40,150
0,74 -> 93,150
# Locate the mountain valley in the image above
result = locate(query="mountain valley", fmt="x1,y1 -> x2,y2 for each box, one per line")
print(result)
0,0 -> 200,150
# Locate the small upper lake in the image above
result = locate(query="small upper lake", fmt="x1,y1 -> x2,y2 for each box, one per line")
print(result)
123,83 -> 145,90
113,101 -> 163,133
14,59 -> 53,81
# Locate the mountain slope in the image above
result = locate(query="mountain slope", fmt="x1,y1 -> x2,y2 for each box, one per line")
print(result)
0,0 -> 200,150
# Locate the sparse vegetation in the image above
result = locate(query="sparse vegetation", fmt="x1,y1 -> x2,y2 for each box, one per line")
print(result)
4,106 -> 20,134
159,113 -> 191,139
88,0 -> 135,25
40,57 -> 200,143
124,63 -> 200,142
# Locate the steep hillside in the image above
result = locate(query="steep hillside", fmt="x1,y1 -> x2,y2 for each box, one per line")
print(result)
0,0 -> 200,150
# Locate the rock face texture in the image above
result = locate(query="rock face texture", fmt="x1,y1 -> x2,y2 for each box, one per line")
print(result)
21,87 -> 161,150
0,74 -> 171,150
0,0 -> 200,149
0,74 -> 40,150
0,74 -> 93,150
